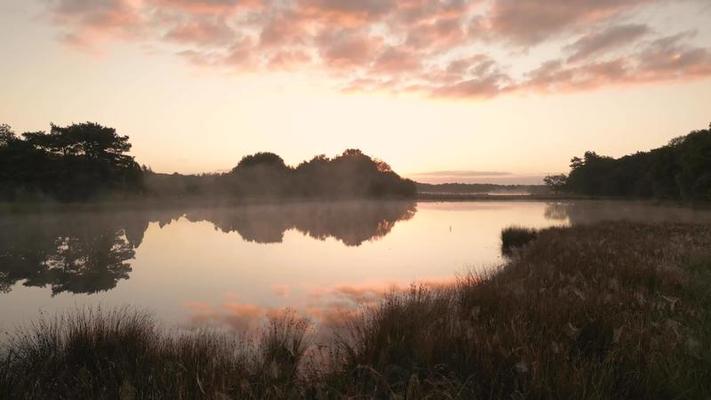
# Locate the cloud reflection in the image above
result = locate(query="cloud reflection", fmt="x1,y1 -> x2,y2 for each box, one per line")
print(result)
182,277 -> 457,333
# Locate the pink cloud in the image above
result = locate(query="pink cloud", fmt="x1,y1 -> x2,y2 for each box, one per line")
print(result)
521,32 -> 711,93
371,47 -> 421,74
482,0 -> 651,46
164,17 -> 235,46
43,0 -> 711,98
315,28 -> 383,68
47,0 -> 144,48
297,0 -> 396,26
566,24 -> 650,63
148,0 -> 262,14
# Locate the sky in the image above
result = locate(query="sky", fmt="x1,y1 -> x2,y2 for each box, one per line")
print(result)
1,0 -> 710,184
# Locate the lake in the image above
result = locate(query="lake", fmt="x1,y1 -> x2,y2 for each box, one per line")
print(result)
2,200 -> 710,336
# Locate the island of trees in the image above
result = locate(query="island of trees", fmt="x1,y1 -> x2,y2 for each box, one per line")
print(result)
0,122 -> 416,201
546,124 -> 711,200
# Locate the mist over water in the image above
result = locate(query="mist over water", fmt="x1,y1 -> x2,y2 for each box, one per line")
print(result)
2,200 -> 710,335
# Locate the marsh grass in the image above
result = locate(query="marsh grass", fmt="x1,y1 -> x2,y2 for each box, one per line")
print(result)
2,222 -> 711,399
501,226 -> 539,255
0,308 -> 312,399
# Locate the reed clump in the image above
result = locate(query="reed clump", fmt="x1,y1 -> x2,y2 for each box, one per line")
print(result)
2,222 -> 710,399
500,225 -> 539,255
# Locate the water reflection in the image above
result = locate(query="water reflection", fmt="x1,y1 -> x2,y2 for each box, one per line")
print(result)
184,201 -> 416,246
0,212 -> 149,295
544,201 -> 711,225
4,200 -> 711,336
184,278 -> 456,333
0,201 -> 416,295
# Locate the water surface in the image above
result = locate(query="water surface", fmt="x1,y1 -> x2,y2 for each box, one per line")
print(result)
1,200 -> 709,334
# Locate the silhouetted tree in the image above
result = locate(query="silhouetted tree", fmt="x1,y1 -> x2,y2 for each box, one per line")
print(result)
220,149 -> 416,199
0,122 -> 143,200
2,121 -> 415,201
232,152 -> 288,171
543,174 -> 567,193
0,124 -> 15,146
561,124 -> 711,200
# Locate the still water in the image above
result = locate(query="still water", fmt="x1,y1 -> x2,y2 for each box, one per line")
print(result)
1,200 -> 710,334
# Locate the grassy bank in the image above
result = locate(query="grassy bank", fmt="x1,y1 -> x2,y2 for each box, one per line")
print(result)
2,222 -> 711,399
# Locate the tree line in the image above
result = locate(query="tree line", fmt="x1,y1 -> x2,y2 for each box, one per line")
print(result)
0,122 -> 416,201
545,124 -> 711,200
146,149 -> 416,199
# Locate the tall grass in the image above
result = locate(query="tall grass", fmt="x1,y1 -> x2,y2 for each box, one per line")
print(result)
0,308 -> 312,399
2,222 -> 711,399
501,226 -> 539,255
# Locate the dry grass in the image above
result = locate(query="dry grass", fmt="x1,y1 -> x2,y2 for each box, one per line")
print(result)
2,222 -> 711,399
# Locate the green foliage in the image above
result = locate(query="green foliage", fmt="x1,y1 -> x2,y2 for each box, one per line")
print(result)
0,122 -> 143,201
564,125 -> 711,199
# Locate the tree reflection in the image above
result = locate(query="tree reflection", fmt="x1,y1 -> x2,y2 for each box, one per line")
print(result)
185,201 -> 416,246
0,211 -> 160,295
0,201 -> 417,294
43,231 -> 135,295
543,201 -> 711,225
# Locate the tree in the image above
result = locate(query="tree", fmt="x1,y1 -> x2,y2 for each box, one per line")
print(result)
0,122 -> 143,200
0,123 -> 15,146
543,174 -> 567,193
232,152 -> 287,172
560,124 -> 711,200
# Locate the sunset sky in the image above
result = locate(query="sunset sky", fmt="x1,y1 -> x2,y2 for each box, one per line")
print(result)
1,0 -> 710,183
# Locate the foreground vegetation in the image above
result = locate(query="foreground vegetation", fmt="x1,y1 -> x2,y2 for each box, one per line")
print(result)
2,222 -> 710,399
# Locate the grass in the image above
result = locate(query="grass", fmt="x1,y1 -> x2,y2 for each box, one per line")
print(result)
2,222 -> 711,399
501,225 -> 539,255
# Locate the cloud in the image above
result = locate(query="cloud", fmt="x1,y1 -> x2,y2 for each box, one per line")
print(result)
47,0 -> 144,48
371,47 -> 421,74
163,17 -> 236,46
42,0 -> 711,97
412,170 -> 512,177
148,0 -> 262,14
298,0 -> 396,25
566,24 -> 650,63
481,0 -> 651,46
315,28 -> 383,68
522,32 -> 711,93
